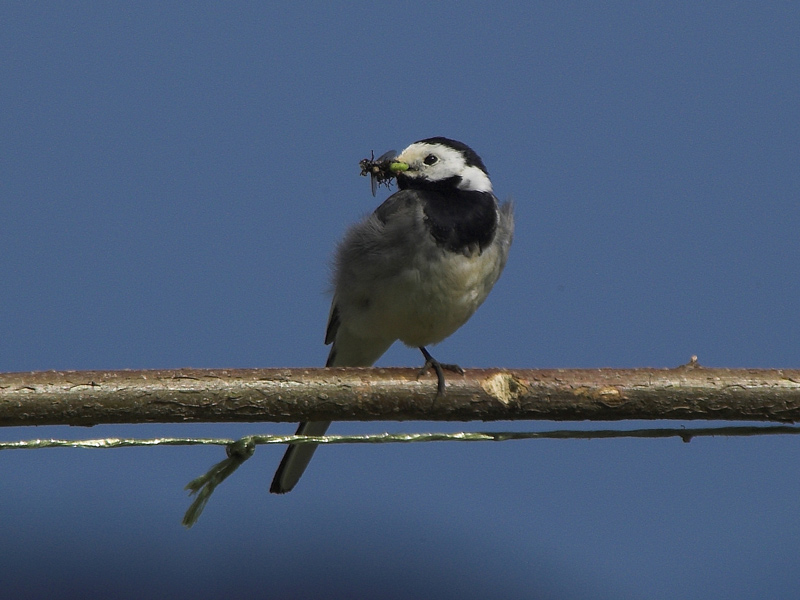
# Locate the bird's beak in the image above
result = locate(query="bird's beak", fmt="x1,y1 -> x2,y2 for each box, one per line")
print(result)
389,161 -> 409,173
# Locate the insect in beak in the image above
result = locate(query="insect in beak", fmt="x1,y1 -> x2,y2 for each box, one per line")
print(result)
359,149 -> 397,196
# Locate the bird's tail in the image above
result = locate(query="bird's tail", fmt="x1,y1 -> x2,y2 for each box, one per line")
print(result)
270,328 -> 392,494
269,420 -> 332,494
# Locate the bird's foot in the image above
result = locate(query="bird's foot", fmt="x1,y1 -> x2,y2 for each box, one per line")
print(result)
418,347 -> 465,397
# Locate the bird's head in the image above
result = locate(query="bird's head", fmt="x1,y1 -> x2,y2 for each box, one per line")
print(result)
389,137 -> 492,194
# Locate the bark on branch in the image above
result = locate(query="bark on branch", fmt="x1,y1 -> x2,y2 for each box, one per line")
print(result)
2,363 -> 800,427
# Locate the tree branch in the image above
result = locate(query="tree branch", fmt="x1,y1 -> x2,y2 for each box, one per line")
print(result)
2,362 -> 800,426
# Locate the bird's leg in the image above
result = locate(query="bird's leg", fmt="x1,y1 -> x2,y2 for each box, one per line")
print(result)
418,346 -> 465,396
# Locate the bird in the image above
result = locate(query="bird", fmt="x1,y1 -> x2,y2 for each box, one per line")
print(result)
270,137 -> 514,494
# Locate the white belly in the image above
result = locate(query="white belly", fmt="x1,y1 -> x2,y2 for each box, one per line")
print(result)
346,242 -> 505,348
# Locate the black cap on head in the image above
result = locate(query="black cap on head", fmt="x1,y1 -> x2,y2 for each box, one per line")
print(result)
416,137 -> 488,175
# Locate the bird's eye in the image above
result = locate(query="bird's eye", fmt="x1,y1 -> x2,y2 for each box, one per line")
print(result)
423,154 -> 438,166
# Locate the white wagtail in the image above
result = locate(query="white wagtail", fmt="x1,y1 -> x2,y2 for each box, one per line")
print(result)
270,137 -> 514,493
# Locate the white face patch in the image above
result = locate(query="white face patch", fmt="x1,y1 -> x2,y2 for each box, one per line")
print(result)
395,142 -> 493,193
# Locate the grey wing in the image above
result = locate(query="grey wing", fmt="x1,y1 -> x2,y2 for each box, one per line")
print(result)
324,190 -> 425,368
322,193 -> 403,355
495,200 -> 514,267
324,303 -> 340,352
373,189 -> 421,224
332,190 -> 427,287
271,191 -> 425,493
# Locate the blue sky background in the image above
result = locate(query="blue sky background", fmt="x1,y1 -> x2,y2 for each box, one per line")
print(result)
3,3 -> 800,598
